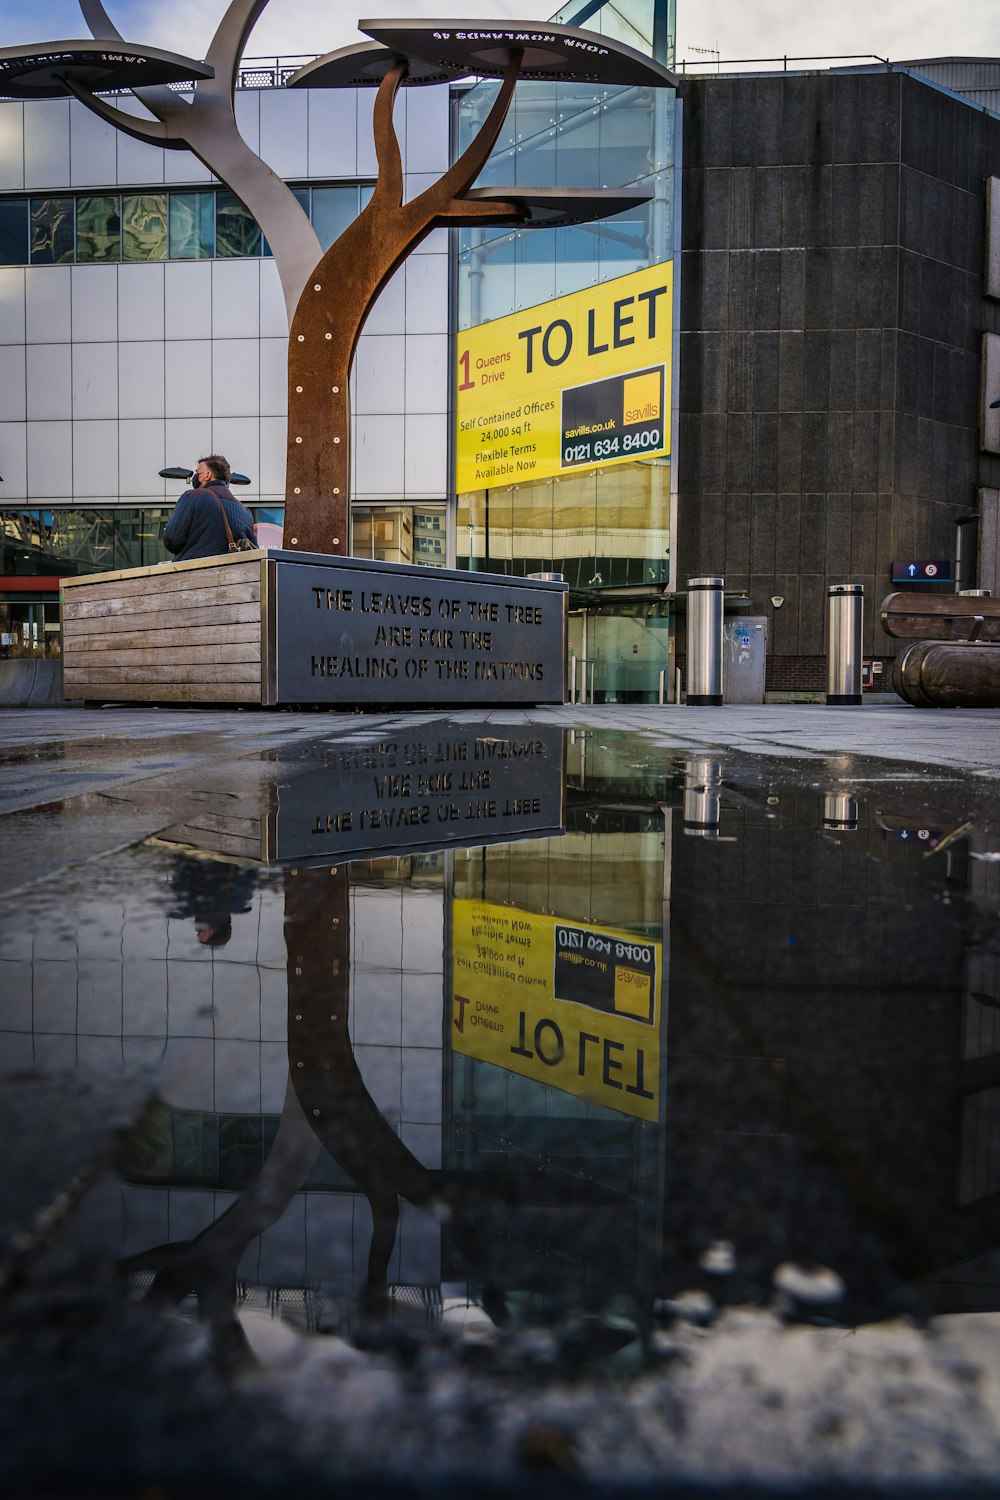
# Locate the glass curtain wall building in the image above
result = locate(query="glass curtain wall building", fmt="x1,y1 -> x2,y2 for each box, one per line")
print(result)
454,0 -> 678,701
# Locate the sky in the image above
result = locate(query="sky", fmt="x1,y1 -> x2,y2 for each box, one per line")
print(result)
0,0 -> 997,69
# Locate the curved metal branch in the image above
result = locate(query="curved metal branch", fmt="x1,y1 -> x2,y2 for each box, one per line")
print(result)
81,0 -> 316,321
81,0 -> 271,101
79,0 -> 122,41
370,62 -> 406,210
434,198 -> 522,224
79,0 -> 192,119
427,52 -> 523,205
59,72 -> 175,147
204,0 -> 272,105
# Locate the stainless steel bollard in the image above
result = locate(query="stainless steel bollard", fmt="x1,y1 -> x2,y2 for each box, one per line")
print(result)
687,576 -> 724,705
826,583 -> 863,705
822,792 -> 859,831
683,756 -> 723,836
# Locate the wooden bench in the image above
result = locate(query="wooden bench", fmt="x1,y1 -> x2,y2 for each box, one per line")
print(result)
881,591 -> 1000,643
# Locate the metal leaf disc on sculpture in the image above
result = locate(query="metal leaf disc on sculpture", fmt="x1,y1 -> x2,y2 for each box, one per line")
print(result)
464,186 -> 653,227
287,40 -> 466,89
0,40 -> 213,98
358,19 -> 677,87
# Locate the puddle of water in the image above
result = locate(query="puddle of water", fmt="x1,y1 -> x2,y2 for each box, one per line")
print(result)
3,723 -> 1000,1398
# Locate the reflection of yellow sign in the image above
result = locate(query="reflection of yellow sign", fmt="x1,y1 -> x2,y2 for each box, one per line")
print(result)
451,900 -> 661,1122
456,263 -> 673,492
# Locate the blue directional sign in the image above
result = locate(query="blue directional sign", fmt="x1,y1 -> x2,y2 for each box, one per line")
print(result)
890,559 -> 952,583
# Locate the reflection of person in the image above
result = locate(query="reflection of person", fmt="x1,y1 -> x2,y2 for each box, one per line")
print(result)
168,855 -> 258,949
162,454 -> 256,562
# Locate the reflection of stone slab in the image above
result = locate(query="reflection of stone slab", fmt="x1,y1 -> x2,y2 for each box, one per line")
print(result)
61,552 -> 567,707
153,724 -> 565,864
273,723 -> 565,863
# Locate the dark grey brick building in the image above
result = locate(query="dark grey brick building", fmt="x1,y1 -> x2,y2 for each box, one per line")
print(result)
676,66 -> 1000,690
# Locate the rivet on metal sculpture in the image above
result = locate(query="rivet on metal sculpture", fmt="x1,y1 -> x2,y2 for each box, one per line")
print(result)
3,2 -> 675,556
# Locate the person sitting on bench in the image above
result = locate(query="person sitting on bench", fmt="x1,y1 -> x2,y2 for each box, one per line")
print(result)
163,454 -> 257,562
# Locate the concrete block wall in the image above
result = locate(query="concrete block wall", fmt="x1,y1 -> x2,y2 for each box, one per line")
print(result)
677,69 -> 1000,663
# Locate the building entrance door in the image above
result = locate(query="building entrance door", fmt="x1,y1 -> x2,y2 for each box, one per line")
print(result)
568,606 -> 672,704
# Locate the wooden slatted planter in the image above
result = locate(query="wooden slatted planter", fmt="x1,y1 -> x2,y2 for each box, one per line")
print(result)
61,553 -> 267,704
60,550 -> 567,707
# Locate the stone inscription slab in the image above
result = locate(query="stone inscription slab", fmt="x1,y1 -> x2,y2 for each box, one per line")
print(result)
274,724 -> 565,863
272,553 -> 566,705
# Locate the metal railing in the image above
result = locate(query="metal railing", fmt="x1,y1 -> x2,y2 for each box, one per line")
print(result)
155,57 -> 316,92
568,654 -> 596,705
675,52 -> 889,74
237,57 -> 315,88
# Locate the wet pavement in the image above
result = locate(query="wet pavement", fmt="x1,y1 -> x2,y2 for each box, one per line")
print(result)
4,701 -> 1000,1496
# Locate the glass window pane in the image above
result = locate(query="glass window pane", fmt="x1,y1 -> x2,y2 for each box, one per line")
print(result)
0,508 -> 126,575
311,187 -> 359,252
122,194 -> 168,260
30,198 -> 74,264
262,185 -> 309,257
0,199 -> 29,265
168,191 -> 214,258
76,194 -> 121,262
412,506 -> 446,565
216,191 -> 261,257
350,505 -> 413,565
117,508 -> 174,568
1,509 -> 54,575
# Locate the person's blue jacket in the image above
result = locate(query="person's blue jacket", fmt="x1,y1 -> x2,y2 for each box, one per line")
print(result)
163,481 -> 257,562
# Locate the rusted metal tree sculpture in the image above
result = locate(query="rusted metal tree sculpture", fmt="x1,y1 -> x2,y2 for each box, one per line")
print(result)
1,3 -> 674,555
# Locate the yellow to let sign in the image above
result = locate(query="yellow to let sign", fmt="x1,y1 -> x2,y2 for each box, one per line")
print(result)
451,899 -> 662,1122
456,262 -> 673,493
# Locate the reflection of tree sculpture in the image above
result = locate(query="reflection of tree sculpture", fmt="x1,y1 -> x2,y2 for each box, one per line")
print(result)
283,865 -> 632,1317
7,2 -> 673,555
122,1081 -> 322,1373
283,865 -> 506,1317
121,857 -> 629,1352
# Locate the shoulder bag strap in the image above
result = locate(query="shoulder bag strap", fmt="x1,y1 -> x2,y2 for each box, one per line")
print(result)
209,487 -> 239,552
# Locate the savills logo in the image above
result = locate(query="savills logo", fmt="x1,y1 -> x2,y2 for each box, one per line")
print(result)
622,368 -> 662,424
